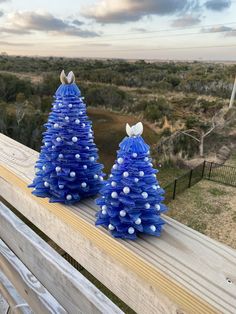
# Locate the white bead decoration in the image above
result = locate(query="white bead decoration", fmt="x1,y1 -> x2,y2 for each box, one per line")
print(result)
128,227 -> 135,234
42,165 -> 46,171
59,103 -> 63,107
58,154 -> 63,159
75,154 -> 80,159
75,119 -> 80,124
139,171 -> 144,177
99,176 -> 104,181
54,123 -> 59,128
79,111 -> 83,115
102,205 -> 107,210
86,146 -> 89,150
132,153 -> 137,158
94,174 -> 99,179
55,166 -> 61,172
44,182 -> 49,187
155,204 -> 161,211
157,185 -> 160,188
117,157 -> 124,164
82,123 -> 86,128
120,210 -> 126,217
152,185 -> 157,190
123,187 -> 130,194
89,156 -> 95,161
52,145 -> 55,149
83,165 -> 87,169
108,224 -> 115,231
81,182 -> 87,188
134,178 -> 139,183
111,192 -> 118,198
123,171 -> 129,178
102,209 -> 107,215
70,171 -> 76,177
135,218 -> 141,225
45,142 -> 50,146
64,116 -> 69,121
144,157 -> 149,161
145,203 -> 150,209
113,164 -> 118,170
66,194 -> 72,201
59,184 -> 64,189
68,103 -> 73,108
72,136 -> 78,142
111,181 -> 117,187
142,192 -> 148,199
150,225 -> 156,232
149,163 -> 153,167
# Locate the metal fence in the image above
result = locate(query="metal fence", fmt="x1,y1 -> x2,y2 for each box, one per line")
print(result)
164,160 -> 236,203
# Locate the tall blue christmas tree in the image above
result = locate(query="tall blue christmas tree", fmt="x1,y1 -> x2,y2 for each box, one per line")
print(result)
29,71 -> 104,204
95,122 -> 167,240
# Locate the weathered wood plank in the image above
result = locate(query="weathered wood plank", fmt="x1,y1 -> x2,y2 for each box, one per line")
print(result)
0,202 -> 123,314
0,271 -> 32,314
0,239 -> 67,314
1,133 -> 236,313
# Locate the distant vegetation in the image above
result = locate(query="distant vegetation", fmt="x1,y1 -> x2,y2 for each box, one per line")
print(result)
0,55 -> 235,168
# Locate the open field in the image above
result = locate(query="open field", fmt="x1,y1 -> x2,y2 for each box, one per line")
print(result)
167,180 -> 236,249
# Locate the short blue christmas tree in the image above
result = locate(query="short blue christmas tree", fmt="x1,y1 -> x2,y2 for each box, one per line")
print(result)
29,71 -> 104,204
95,122 -> 167,240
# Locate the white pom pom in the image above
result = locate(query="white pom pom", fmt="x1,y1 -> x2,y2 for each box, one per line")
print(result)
134,178 -> 139,183
56,137 -> 61,142
108,224 -> 115,231
112,164 -> 118,170
89,133 -> 93,138
123,187 -> 130,194
86,146 -> 89,150
157,185 -> 160,188
75,119 -> 80,124
42,165 -> 46,171
102,205 -> 107,210
75,154 -> 80,159
145,203 -> 150,209
149,163 -> 153,167
64,116 -> 69,121
99,176 -> 104,181
132,153 -> 137,158
90,156 -> 95,162
135,218 -> 141,225
66,194 -> 72,201
111,192 -> 118,198
144,157 -> 149,162
58,103 -> 63,107
117,157 -> 124,164
81,182 -> 87,188
82,123 -> 86,128
111,181 -> 117,187
152,185 -> 157,190
68,103 -> 73,108
123,171 -> 129,178
83,165 -> 87,169
94,174 -> 99,179
152,174 -> 156,177
44,181 -> 49,187
58,154 -> 63,159
79,111 -> 83,115
110,174 -> 113,177
70,171 -> 76,177
128,227 -> 135,234
54,123 -> 59,128
139,171 -> 144,177
59,184 -> 64,189
102,209 -> 107,215
55,166 -> 61,172
150,225 -> 156,232
120,210 -> 126,217
72,136 -> 78,143
155,204 -> 161,211
142,192 -> 148,199
52,145 -> 55,149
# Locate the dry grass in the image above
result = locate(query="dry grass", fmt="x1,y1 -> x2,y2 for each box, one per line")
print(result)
167,180 -> 236,249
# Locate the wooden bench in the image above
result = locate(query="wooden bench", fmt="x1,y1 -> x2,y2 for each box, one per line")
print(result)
0,133 -> 236,313
0,202 -> 123,314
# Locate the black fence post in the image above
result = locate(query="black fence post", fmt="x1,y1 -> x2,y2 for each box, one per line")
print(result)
208,162 -> 213,179
173,179 -> 177,200
201,160 -> 206,178
188,169 -> 193,188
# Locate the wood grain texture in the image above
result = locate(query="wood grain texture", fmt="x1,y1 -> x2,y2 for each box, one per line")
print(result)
0,202 -> 123,314
1,133 -> 236,313
0,239 -> 67,314
0,271 -> 32,314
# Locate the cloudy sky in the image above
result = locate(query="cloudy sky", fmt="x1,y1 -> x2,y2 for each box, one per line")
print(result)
0,0 -> 235,60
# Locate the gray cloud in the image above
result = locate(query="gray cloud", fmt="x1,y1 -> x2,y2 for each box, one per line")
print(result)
4,11 -> 99,38
83,0 -> 195,24
0,40 -> 33,46
131,27 -> 148,32
205,0 -> 231,10
0,11 -> 4,17
172,15 -> 201,27
72,19 -> 84,26
202,25 -> 233,32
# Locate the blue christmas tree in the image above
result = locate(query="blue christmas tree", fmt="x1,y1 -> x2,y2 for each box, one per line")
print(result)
29,71 -> 104,204
95,122 -> 167,240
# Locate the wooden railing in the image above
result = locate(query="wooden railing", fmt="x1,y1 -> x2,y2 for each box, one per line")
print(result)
0,133 -> 236,314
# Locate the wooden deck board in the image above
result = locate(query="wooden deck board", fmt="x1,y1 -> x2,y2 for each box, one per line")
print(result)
1,133 -> 236,314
